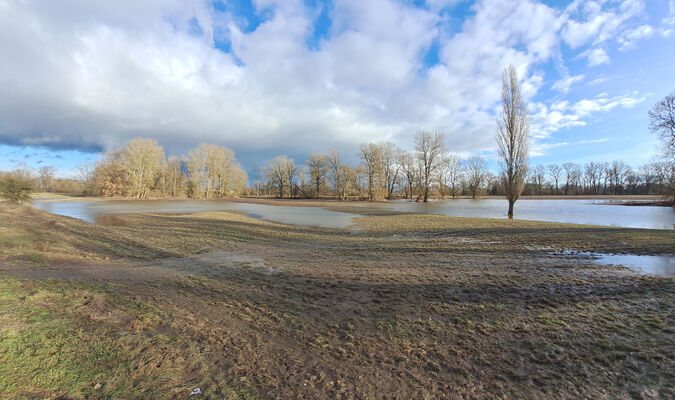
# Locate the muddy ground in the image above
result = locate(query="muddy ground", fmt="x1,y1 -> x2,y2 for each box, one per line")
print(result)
0,204 -> 673,399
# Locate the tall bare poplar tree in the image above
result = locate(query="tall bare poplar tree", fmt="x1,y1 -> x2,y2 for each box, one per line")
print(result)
496,65 -> 530,219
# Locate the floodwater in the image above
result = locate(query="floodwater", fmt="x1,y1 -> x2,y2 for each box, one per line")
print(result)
32,197 -> 675,230
376,198 -> 675,230
552,250 -> 675,277
594,254 -> 674,277
32,199 -> 359,229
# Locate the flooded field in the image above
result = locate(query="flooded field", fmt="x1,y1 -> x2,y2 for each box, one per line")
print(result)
33,199 -> 359,229
2,205 -> 673,399
378,198 -> 675,230
33,197 -> 675,230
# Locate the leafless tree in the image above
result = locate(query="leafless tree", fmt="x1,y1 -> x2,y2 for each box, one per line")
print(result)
37,166 -> 55,192
437,154 -> 462,199
531,165 -> 546,195
267,156 -> 294,198
399,151 -> 417,199
327,149 -> 348,200
648,92 -> 675,162
496,65 -> 530,218
415,130 -> 446,202
379,142 -> 402,199
445,155 -> 463,199
547,164 -> 562,194
285,159 -> 299,198
584,161 -> 602,194
464,156 -> 488,199
358,143 -> 383,201
307,153 -> 328,199
607,160 -> 629,194
162,157 -> 184,197
562,162 -> 581,195
648,92 -> 675,201
120,138 -> 165,199
187,144 -> 245,198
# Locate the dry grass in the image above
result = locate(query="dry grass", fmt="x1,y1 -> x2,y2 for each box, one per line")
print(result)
0,203 -> 673,399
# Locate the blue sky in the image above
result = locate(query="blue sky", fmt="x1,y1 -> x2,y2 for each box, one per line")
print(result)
0,0 -> 674,178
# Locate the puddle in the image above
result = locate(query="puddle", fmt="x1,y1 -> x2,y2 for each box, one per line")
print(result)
593,254 -> 674,277
544,249 -> 674,277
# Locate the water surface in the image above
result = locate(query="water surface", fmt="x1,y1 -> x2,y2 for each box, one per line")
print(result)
594,254 -> 674,277
376,198 -> 675,230
33,199 -> 358,229
32,197 -> 675,230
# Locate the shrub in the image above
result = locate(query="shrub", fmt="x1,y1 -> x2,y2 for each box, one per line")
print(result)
0,173 -> 35,203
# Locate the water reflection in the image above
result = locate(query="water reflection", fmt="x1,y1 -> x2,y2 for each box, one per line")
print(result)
594,254 -> 674,277
32,198 -> 675,230
33,200 -> 358,229
379,199 -> 675,230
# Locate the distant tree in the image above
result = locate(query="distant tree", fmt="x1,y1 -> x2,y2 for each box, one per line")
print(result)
188,144 -> 246,198
267,156 -> 292,198
531,165 -> 547,195
327,149 -> 348,200
437,155 -> 450,198
307,153 -> 328,199
415,130 -> 446,202
120,138 -> 165,199
285,158 -> 299,198
37,166 -> 56,192
399,151 -> 417,199
162,157 -> 185,197
464,156 -> 488,199
584,162 -> 602,194
607,160 -> 629,195
90,151 -> 128,196
445,155 -> 463,199
547,164 -> 562,194
562,162 -> 581,195
379,142 -> 402,199
358,143 -> 383,201
496,65 -> 530,218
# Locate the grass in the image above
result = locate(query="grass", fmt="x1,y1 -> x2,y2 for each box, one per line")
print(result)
0,203 -> 673,399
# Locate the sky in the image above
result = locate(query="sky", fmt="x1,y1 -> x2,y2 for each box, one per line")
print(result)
0,0 -> 674,179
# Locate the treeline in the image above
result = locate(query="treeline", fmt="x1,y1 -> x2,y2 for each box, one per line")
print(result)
2,136 -> 673,202
77,139 -> 248,198
255,131 -> 675,200
523,160 -> 674,196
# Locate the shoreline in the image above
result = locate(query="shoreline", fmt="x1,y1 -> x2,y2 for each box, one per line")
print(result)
31,193 -> 669,206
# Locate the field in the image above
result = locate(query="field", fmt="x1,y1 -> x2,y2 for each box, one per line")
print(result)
0,202 -> 674,399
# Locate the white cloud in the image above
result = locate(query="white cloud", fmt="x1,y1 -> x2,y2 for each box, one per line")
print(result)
0,0 -> 665,172
529,92 -> 646,143
552,74 -> 585,93
618,24 -> 654,50
577,48 -> 610,66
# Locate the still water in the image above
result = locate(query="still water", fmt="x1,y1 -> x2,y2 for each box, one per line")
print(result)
595,254 -> 674,277
33,200 -> 359,229
376,199 -> 675,230
32,198 -> 675,230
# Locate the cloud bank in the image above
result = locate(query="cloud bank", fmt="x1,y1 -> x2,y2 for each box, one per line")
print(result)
0,0 -> 666,170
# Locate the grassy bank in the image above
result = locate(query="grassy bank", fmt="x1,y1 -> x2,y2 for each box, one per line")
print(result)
1,204 -> 673,399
